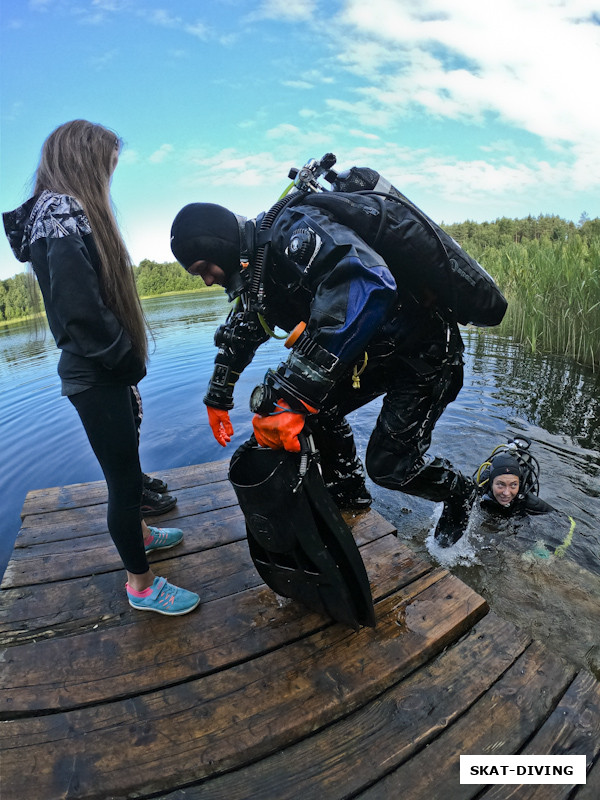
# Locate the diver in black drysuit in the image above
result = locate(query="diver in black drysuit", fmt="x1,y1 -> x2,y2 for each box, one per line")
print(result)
170,182 -> 507,542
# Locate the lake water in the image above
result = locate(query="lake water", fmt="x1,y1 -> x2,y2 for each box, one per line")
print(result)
1,291 -> 599,672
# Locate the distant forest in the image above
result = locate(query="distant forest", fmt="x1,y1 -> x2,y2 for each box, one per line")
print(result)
0,257 -> 217,323
2,212 -> 599,329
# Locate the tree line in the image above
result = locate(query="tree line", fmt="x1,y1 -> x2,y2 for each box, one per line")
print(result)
0,258 -> 217,322
443,213 -> 600,250
1,214 -> 598,324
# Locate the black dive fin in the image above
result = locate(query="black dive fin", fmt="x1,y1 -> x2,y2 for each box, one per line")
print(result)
229,438 -> 375,630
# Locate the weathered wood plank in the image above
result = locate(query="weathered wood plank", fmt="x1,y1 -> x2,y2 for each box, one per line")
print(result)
354,641 -> 577,800
0,525 -> 250,645
0,508 -> 394,635
14,480 -> 239,549
1,502 -> 246,588
0,572 -> 487,800
8,461 -> 593,800
152,613 -> 530,800
18,460 -> 231,517
0,535 -> 435,714
480,670 -> 600,800
572,753 -> 600,799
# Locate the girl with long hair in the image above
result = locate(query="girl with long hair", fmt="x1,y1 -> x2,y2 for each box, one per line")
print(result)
3,120 -> 199,615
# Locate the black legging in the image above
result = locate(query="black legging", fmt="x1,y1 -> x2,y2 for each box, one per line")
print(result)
69,384 -> 149,574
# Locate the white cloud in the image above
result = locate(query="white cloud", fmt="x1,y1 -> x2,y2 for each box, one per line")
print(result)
137,7 -> 211,40
91,0 -> 129,11
108,0 -> 595,225
349,129 -> 381,141
2,101 -> 24,122
185,149 -> 288,190
185,21 -> 210,39
147,9 -> 182,28
88,49 -> 119,69
149,144 -> 174,164
255,0 -> 318,21
301,0 -> 600,214
118,149 -> 139,165
332,0 -> 600,148
266,123 -> 303,139
282,80 -> 315,89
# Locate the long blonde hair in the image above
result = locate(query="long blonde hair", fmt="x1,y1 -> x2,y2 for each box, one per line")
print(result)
34,120 -> 147,362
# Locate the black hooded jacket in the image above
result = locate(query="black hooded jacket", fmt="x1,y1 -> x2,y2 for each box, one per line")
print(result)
3,191 -> 145,393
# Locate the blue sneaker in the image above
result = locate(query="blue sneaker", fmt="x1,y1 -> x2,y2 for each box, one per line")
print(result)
126,577 -> 200,615
144,526 -> 183,553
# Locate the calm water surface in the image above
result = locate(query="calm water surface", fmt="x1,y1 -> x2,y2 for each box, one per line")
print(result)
1,292 -> 599,671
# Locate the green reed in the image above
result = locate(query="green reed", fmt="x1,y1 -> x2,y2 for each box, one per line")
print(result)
474,237 -> 600,370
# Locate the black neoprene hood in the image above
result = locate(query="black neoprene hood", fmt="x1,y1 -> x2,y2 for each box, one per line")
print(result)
489,453 -> 522,482
170,202 -> 241,277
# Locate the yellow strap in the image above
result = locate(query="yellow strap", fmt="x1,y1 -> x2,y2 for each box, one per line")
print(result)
554,516 -> 576,558
352,353 -> 368,389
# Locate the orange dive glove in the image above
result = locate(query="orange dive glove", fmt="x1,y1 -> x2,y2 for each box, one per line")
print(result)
206,406 -> 234,447
252,400 -> 307,453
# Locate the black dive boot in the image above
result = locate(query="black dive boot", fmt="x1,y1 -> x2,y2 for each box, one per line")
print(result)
434,481 -> 476,547
328,477 -> 373,511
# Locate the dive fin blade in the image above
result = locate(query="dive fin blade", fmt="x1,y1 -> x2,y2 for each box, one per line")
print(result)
229,441 -> 375,629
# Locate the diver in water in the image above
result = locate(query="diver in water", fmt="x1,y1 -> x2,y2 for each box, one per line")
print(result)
435,437 -> 555,547
478,451 -> 554,517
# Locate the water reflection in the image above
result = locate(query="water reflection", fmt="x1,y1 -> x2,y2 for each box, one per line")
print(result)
471,332 -> 600,450
0,294 -> 598,673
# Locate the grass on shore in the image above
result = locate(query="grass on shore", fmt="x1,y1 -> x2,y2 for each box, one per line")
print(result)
477,237 -> 600,370
3,243 -> 598,371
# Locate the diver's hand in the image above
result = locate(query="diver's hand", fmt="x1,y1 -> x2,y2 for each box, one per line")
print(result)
252,400 -> 306,453
207,406 -> 234,447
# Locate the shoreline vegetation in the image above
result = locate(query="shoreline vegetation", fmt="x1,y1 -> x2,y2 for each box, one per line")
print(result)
2,214 -> 598,370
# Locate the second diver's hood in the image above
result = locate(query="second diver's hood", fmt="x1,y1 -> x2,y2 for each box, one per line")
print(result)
488,453 -> 523,483
480,452 -> 524,514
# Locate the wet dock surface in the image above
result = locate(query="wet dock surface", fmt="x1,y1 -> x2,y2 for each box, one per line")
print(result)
1,459 -> 599,799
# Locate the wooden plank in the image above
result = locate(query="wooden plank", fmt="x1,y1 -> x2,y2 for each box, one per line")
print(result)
18,460 -> 231,517
480,670 -> 600,800
0,508 -> 395,635
1,501 -> 246,588
152,613 -> 530,800
354,641 -> 577,800
0,572 -> 487,800
14,480 -> 239,549
0,523 -> 250,645
572,754 -> 600,799
14,477 -> 385,551
0,535 -> 435,714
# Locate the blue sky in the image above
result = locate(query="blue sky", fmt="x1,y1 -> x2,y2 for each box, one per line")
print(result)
1,0 -> 599,281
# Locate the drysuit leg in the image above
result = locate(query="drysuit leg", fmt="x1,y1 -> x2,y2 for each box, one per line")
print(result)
365,358 -> 472,503
309,410 -> 372,507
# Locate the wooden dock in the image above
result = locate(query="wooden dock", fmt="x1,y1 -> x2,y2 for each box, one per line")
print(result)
1,459 -> 599,799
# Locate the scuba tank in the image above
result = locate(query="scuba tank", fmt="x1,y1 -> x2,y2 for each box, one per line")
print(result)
475,435 -> 541,497
227,153 -> 507,329
245,153 -> 507,327
306,158 -> 507,327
